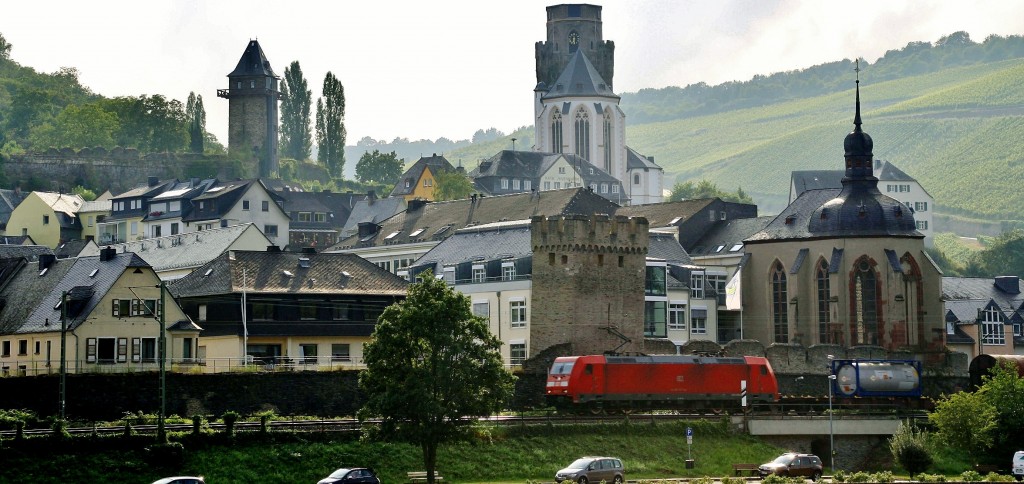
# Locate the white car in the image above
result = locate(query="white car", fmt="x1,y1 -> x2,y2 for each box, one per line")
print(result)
152,477 -> 205,484
1012,451 -> 1024,478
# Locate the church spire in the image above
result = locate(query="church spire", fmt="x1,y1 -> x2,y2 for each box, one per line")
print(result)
853,59 -> 862,131
843,59 -> 873,172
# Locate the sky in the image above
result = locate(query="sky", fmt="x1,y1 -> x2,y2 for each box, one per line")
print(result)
3,0 -> 1024,147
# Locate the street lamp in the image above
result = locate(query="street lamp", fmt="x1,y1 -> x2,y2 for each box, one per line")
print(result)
827,354 -> 836,472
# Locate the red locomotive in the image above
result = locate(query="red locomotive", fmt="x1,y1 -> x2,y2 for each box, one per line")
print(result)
546,354 -> 780,413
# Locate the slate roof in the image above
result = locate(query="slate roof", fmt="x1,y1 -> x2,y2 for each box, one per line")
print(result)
228,39 -> 278,78
78,199 -> 112,213
0,189 -> 27,228
541,49 -> 619,101
746,188 -> 920,243
648,232 -> 692,264
7,253 -> 152,334
339,196 -> 405,239
791,170 -> 844,198
168,250 -> 408,298
0,257 -> 74,334
615,199 -> 716,228
54,239 -> 98,259
184,179 -> 282,223
0,245 -> 53,261
144,178 -> 216,222
414,220 -> 533,269
329,187 -> 619,250
0,235 -> 37,246
112,180 -> 175,200
470,150 -> 558,178
689,216 -> 773,257
391,154 -> 456,197
942,276 -> 1024,310
626,147 -> 662,170
875,159 -> 916,181
32,192 -> 84,229
106,223 -> 270,274
279,191 -> 358,231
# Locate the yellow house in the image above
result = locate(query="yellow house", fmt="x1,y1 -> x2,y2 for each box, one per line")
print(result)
5,192 -> 84,249
390,154 -> 456,202
0,248 -> 199,376
77,199 -> 112,244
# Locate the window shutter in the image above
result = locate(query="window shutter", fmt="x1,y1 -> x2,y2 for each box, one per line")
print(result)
131,338 -> 141,363
117,338 -> 128,363
112,299 -> 120,317
86,338 -> 97,363
131,299 -> 140,317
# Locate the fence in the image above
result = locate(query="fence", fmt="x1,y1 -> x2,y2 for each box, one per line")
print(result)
0,356 -> 372,377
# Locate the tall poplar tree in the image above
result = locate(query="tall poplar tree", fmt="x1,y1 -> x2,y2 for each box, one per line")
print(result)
185,92 -> 206,153
315,71 -> 346,177
279,60 -> 312,160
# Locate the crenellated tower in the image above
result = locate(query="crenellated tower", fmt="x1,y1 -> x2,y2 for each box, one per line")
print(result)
535,4 -> 615,89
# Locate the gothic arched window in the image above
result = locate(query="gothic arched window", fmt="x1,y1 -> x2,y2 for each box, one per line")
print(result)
551,110 -> 563,154
574,107 -> 590,161
852,258 -> 879,345
603,110 -> 613,172
772,260 -> 789,343
816,259 -> 833,344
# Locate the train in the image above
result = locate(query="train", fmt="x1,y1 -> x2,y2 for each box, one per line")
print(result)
545,354 -> 780,413
545,355 -> 925,413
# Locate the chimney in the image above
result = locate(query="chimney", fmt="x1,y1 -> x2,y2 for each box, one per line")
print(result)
367,190 -> 376,205
99,246 -> 116,262
191,177 -> 200,186
357,222 -> 379,238
994,276 -> 1021,295
148,176 -> 159,187
301,247 -> 316,254
38,254 -> 56,270
267,245 -> 282,253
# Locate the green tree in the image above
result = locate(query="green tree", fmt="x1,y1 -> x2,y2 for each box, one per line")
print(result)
29,103 -> 118,149
976,361 -> 1024,452
0,32 -> 12,60
100,95 -> 188,152
185,92 -> 206,153
280,60 -> 312,161
71,185 -> 97,201
965,229 -> 1024,278
889,421 -> 932,475
355,149 -> 403,184
316,71 -> 346,177
927,389 -> 997,455
669,179 -> 753,204
433,170 -> 474,201
358,273 -> 515,484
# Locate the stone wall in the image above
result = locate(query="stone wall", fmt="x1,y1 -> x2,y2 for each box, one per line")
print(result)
3,151 -> 239,194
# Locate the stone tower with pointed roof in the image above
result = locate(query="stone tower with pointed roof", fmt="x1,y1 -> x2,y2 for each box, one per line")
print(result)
217,40 -> 280,178
535,4 -> 614,89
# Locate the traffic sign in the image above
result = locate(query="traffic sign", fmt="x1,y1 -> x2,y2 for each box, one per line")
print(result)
686,426 -> 692,437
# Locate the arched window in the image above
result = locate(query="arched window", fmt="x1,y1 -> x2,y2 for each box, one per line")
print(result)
574,107 -> 590,161
551,110 -> 563,154
816,259 -> 833,344
852,258 -> 879,345
899,253 -> 924,346
633,174 -> 640,185
771,261 -> 788,343
603,110 -> 613,172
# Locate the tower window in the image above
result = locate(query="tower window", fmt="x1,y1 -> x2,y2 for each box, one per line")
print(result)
551,110 -> 563,153
574,107 -> 591,161
250,80 -> 255,88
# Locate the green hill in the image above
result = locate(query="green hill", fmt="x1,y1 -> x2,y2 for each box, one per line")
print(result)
453,58 -> 1024,221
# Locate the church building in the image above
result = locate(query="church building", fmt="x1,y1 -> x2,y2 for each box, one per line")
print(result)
217,40 -> 280,178
741,81 -> 945,353
529,4 -> 663,205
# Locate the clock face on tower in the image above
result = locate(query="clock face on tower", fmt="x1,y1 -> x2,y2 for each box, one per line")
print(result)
568,31 -> 579,46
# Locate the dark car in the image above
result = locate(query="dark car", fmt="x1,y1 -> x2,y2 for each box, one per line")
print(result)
317,467 -> 381,484
555,456 -> 625,484
759,453 -> 823,480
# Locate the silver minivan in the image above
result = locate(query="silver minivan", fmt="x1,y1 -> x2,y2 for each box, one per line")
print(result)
1012,450 -> 1024,479
555,456 -> 625,484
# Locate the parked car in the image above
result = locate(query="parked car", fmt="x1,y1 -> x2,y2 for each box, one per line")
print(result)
554,456 -> 625,484
1012,450 -> 1024,479
151,478 -> 205,484
759,453 -> 823,480
317,467 -> 381,484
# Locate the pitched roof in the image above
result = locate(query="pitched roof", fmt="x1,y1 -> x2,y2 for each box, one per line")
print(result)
626,147 -> 662,170
54,239 -> 99,259
10,253 -> 151,333
0,189 -> 27,227
615,199 -> 716,228
746,188 -> 921,243
790,170 -> 844,197
33,192 -> 84,216
78,199 -> 112,213
168,250 -> 408,298
542,49 -> 619,101
112,179 -> 176,199
279,191 -> 359,231
688,216 -> 773,257
228,39 -> 278,78
339,196 -> 405,239
0,257 -> 74,334
0,235 -> 37,246
0,245 -> 53,261
391,154 -> 456,197
648,232 -> 692,264
106,223 -> 270,274
330,187 -> 619,250
942,276 -> 1024,309
875,159 -> 916,182
415,220 -> 533,268
470,150 -> 558,178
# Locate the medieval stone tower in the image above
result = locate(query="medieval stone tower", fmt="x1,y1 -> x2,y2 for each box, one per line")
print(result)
529,214 -> 648,357
218,39 -> 280,178
535,4 -> 615,88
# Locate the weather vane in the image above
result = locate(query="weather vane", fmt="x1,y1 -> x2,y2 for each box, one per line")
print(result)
855,59 -> 860,83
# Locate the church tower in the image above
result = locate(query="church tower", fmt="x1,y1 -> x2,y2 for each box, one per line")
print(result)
217,39 -> 280,178
535,4 -> 614,89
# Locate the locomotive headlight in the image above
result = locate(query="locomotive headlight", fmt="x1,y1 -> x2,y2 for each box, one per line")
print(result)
560,381 -> 568,387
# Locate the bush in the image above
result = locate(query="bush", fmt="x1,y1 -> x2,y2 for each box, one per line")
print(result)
50,419 -> 70,442
692,477 -> 715,484
833,469 -> 847,482
873,471 -> 896,483
221,411 -> 240,436
845,471 -> 874,483
721,477 -> 745,484
145,441 -> 185,468
961,470 -> 983,482
914,473 -> 947,482
890,421 -> 933,475
983,472 -> 1015,482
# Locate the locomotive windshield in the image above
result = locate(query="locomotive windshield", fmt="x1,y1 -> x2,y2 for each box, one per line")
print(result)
549,361 -> 575,375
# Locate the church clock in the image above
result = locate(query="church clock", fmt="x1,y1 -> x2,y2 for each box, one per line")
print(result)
568,31 -> 579,46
